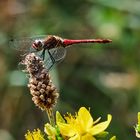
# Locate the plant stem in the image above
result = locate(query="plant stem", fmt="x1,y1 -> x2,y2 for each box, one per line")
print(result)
46,109 -> 55,126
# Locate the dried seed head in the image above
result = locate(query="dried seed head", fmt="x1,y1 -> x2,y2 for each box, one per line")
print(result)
22,53 -> 59,111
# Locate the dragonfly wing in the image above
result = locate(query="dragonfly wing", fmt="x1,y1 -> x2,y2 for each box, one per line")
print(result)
9,38 -> 34,53
51,47 -> 66,62
9,35 -> 47,53
43,47 -> 67,70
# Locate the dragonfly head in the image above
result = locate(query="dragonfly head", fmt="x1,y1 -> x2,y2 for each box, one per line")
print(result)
32,39 -> 44,51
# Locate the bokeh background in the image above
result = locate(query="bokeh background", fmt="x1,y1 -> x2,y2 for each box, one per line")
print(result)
0,0 -> 140,139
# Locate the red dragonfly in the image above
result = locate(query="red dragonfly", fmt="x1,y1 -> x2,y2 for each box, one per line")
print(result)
10,35 -> 112,70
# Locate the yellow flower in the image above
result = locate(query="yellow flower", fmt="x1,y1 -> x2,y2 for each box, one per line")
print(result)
44,123 -> 57,140
56,107 -> 112,140
135,112 -> 140,138
25,129 -> 45,140
44,122 -> 64,140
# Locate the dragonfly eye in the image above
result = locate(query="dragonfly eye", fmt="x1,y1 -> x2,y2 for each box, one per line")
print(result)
33,40 -> 44,51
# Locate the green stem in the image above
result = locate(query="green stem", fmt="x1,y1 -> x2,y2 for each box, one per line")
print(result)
46,108 -> 55,126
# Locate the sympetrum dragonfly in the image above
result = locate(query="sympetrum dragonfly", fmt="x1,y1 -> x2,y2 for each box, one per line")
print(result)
10,35 -> 112,70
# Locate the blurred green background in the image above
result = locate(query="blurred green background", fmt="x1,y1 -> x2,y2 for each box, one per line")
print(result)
0,0 -> 140,139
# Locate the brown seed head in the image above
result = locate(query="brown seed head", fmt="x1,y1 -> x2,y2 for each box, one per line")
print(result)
22,53 -> 59,111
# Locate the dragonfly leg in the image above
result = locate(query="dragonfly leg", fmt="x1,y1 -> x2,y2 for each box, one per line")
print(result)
47,50 -> 56,68
41,49 -> 46,60
40,49 -> 56,70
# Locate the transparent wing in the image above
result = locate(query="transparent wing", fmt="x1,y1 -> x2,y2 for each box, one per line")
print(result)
9,35 -> 47,53
43,47 -> 67,70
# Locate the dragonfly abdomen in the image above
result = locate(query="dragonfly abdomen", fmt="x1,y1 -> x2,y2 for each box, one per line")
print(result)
63,39 -> 112,46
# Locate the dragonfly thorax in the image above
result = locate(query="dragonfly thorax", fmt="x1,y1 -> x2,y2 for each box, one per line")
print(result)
43,35 -> 64,49
32,39 -> 44,51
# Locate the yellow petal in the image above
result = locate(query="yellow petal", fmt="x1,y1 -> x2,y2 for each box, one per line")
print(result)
93,117 -> 101,125
136,130 -> 140,138
25,129 -> 45,140
44,123 -> 56,136
81,133 -> 96,140
56,111 -> 65,124
69,134 -> 80,140
89,114 -> 112,135
77,107 -> 93,130
138,112 -> 140,125
57,122 -> 76,137
25,131 -> 33,140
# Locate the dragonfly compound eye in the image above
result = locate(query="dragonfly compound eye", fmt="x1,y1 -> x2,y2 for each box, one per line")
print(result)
32,40 -> 44,51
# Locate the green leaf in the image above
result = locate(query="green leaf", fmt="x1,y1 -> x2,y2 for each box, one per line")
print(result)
110,136 -> 117,140
95,131 -> 109,138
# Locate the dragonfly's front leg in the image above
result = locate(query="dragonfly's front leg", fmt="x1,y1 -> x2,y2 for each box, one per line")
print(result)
41,49 -> 56,70
47,50 -> 56,68
41,49 -> 46,60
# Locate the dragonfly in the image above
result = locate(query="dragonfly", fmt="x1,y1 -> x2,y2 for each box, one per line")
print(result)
10,35 -> 112,70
